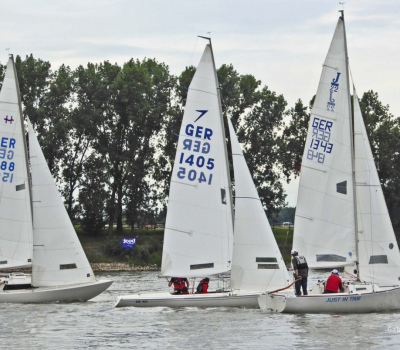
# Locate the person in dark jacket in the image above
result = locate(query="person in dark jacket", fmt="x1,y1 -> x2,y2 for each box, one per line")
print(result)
291,249 -> 308,296
324,269 -> 345,293
169,277 -> 189,294
196,278 -> 209,294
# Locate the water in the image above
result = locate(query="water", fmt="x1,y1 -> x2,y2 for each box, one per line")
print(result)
2,271 -> 400,349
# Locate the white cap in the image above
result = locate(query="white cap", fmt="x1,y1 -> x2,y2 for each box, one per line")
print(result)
291,249 -> 297,254
332,269 -> 339,274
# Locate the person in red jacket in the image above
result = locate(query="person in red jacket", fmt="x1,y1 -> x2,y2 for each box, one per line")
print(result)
324,269 -> 345,293
196,278 -> 209,294
169,277 -> 189,294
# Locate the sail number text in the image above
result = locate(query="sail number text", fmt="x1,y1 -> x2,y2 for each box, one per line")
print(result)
176,123 -> 215,185
0,137 -> 16,183
307,117 -> 334,165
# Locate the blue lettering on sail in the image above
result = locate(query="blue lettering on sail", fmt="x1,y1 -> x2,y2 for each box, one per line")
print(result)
178,122 -> 215,185
327,72 -> 341,111
194,110 -> 208,123
307,118 -> 334,164
0,139 -> 16,183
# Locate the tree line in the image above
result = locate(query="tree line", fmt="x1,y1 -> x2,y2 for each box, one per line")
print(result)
0,54 -> 399,236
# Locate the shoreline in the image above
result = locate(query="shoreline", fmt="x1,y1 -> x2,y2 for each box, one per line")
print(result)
0,262 -> 160,274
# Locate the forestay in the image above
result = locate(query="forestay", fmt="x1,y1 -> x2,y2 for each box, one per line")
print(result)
0,57 -> 33,269
228,119 -> 290,291
28,119 -> 95,286
353,89 -> 400,285
293,17 -> 357,268
161,44 -> 234,278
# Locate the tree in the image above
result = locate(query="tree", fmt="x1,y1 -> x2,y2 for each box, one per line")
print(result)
78,155 -> 108,235
279,99 -> 310,179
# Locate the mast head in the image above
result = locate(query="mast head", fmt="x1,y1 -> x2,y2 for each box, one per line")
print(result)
198,35 -> 211,43
339,9 -> 344,20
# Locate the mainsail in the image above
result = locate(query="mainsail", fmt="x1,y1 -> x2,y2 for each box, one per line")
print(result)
228,119 -> 290,291
28,119 -> 95,286
293,16 -> 357,268
161,43 -> 234,278
0,57 -> 33,269
353,88 -> 400,285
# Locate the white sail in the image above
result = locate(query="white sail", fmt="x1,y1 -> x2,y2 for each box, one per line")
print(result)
0,57 -> 33,269
228,119 -> 290,291
161,43 -> 234,278
293,17 -> 357,268
353,89 -> 400,285
28,119 -> 95,286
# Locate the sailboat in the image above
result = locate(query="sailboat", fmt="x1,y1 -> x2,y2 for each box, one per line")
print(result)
258,11 -> 400,313
0,55 -> 112,302
115,39 -> 290,308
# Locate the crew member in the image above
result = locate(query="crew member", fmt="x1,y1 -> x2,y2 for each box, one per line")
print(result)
196,277 -> 209,294
168,277 -> 189,294
324,269 -> 345,293
291,249 -> 308,296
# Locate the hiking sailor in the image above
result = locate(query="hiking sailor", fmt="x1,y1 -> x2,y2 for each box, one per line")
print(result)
168,277 -> 189,294
324,269 -> 345,293
291,249 -> 309,296
196,278 -> 209,294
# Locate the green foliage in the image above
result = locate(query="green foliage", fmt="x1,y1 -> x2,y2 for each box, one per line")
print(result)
101,235 -> 162,266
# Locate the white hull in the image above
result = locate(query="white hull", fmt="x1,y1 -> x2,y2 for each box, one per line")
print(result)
115,291 -> 259,308
0,279 -> 112,303
259,286 -> 400,314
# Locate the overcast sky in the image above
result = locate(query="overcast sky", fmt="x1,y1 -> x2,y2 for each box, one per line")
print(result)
2,0 -> 399,206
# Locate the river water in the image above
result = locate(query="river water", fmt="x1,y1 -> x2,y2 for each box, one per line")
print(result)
2,271 -> 400,349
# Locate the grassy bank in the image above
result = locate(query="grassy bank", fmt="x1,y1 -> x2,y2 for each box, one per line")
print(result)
77,225 -> 294,267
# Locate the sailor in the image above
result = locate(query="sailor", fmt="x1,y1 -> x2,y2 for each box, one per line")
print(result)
291,249 -> 308,296
196,277 -> 209,294
324,269 -> 344,293
168,277 -> 189,294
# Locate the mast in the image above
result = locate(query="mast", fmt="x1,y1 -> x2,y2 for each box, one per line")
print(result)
341,10 -> 360,279
10,55 -> 34,225
200,36 -> 235,230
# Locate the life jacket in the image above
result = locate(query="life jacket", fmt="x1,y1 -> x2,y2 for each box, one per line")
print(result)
295,256 -> 308,270
196,280 -> 207,293
325,274 -> 342,293
173,278 -> 185,291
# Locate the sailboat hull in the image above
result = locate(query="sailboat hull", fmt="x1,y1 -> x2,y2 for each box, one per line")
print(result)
0,279 -> 112,303
115,291 -> 260,308
258,286 -> 400,314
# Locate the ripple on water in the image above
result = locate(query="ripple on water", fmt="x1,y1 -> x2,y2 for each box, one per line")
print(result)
1,271 -> 400,349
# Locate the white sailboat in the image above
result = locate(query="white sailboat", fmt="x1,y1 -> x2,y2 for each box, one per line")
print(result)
0,55 -> 112,302
258,11 -> 400,313
116,40 -> 290,308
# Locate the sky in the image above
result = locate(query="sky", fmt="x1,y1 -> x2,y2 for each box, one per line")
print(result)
2,0 -> 399,206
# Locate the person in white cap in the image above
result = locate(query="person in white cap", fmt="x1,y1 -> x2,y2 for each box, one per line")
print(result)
323,269 -> 344,293
291,249 -> 308,296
